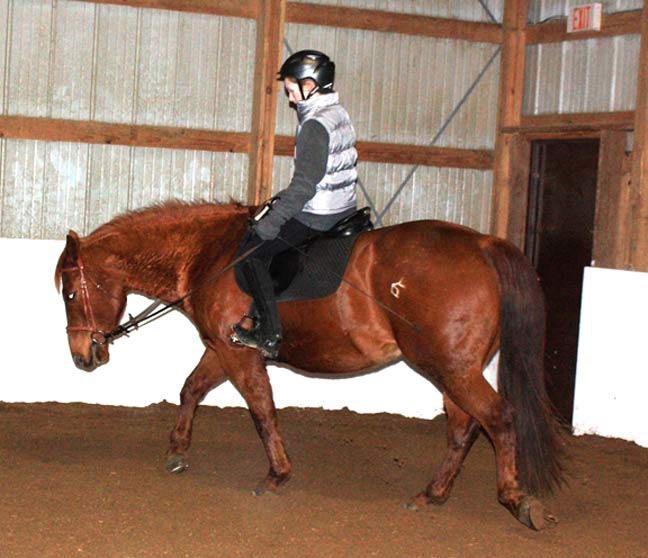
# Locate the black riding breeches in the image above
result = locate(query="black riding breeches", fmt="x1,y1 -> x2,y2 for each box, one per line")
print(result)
237,218 -> 321,264
235,218 -> 321,336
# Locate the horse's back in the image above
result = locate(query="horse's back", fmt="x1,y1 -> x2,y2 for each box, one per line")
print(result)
354,219 -> 502,286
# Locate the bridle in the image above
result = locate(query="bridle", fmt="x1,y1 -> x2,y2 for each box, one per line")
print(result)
61,253 -> 111,346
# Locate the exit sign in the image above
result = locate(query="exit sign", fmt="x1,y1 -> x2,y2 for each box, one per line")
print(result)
567,3 -> 602,33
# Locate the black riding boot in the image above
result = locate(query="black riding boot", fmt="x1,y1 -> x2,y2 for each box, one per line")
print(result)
231,259 -> 282,359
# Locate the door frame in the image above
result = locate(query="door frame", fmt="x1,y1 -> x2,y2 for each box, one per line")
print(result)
493,130 -> 632,268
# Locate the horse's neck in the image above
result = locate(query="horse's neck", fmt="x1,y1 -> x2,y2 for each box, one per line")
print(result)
98,212 -> 245,302
95,243 -> 179,302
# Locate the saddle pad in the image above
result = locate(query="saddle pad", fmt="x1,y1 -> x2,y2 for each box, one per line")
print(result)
235,233 -> 360,303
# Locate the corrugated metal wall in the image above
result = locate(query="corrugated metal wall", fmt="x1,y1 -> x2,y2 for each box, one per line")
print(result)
0,0 -> 501,239
0,0 -> 254,239
0,140 -> 249,238
1,0 -> 642,241
0,0 -> 503,240
1,1 -> 255,127
274,156 -> 493,232
524,0 -> 641,115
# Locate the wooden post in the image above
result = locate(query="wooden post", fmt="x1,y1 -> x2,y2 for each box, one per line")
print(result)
628,0 -> 648,271
490,0 -> 528,247
247,0 -> 286,205
593,130 -> 631,269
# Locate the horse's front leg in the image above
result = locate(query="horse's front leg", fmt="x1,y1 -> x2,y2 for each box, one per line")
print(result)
166,348 -> 227,474
216,343 -> 292,495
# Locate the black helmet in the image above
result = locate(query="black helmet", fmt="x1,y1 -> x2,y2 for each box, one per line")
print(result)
278,50 -> 335,94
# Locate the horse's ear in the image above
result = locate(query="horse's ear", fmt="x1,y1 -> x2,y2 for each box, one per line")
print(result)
55,231 -> 80,293
65,230 -> 81,261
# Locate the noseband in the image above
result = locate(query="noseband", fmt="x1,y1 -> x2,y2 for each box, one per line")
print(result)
61,255 -> 109,346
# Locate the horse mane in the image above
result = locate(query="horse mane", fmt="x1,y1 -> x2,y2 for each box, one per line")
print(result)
85,199 -> 249,245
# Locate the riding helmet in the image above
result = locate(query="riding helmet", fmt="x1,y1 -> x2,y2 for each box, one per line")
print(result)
277,50 -> 335,93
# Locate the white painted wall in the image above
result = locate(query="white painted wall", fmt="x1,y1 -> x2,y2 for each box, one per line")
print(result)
572,267 -> 648,447
3,240 -> 646,450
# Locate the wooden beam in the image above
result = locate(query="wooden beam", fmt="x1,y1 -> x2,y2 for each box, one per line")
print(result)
79,0 -> 504,44
628,0 -> 648,271
527,9 -> 641,44
0,115 -> 250,153
503,111 -> 635,134
490,0 -> 528,246
81,0 -> 257,18
274,135 -> 493,169
0,115 -> 493,170
356,142 -> 494,169
592,130 -> 632,269
286,3 -> 502,43
247,0 -> 285,205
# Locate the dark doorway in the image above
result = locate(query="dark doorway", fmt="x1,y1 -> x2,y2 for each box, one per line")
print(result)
526,139 -> 599,424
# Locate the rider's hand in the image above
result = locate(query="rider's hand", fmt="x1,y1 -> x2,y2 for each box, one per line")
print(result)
253,217 -> 280,241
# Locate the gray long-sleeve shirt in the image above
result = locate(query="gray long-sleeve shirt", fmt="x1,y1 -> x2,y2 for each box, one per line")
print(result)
254,119 -> 356,240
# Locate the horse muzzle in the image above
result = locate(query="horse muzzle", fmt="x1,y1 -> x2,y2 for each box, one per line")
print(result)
71,338 -> 110,372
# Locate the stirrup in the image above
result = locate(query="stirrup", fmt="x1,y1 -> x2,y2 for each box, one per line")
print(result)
230,324 -> 281,359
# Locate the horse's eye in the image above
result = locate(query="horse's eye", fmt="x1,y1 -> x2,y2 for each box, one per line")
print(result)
66,292 -> 76,301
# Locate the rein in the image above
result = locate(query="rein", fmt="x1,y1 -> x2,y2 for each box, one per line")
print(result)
63,244 -> 262,345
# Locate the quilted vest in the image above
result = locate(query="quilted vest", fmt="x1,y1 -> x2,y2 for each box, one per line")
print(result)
295,92 -> 358,215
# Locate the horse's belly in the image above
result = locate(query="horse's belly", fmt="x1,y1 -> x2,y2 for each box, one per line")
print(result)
280,328 -> 401,375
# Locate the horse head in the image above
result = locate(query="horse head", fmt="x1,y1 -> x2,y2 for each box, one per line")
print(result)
55,231 -> 127,371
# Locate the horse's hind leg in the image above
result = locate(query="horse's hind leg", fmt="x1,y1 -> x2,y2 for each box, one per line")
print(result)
440,370 -> 550,529
408,394 -> 480,509
166,348 -> 227,473
412,367 -> 547,527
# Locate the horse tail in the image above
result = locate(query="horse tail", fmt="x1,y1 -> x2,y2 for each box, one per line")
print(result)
482,237 -> 565,496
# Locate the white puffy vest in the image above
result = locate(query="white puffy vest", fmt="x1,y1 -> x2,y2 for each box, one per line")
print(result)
295,92 -> 358,215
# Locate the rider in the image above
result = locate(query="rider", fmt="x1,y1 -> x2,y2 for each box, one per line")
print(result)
231,49 -> 359,359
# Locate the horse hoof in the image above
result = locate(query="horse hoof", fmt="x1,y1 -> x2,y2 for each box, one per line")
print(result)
516,497 -> 558,530
252,481 -> 267,497
404,493 -> 428,512
252,482 -> 283,497
404,501 -> 421,512
252,473 -> 290,497
165,454 -> 189,474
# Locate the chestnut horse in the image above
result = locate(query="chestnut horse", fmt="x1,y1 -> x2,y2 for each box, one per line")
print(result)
55,201 -> 564,530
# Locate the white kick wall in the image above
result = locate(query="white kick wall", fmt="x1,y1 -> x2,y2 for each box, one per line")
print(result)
2,238 -> 646,449
572,266 -> 648,447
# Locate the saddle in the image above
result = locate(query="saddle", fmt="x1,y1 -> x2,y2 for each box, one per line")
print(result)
235,207 -> 374,303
